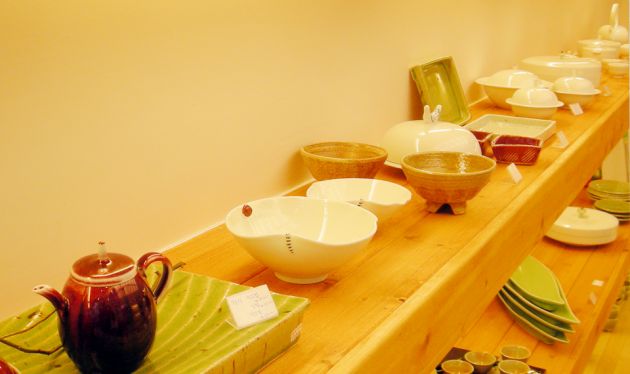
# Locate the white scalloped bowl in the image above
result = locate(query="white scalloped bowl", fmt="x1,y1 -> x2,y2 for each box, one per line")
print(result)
306,178 -> 412,222
476,69 -> 552,109
226,196 -> 377,284
552,77 -> 600,108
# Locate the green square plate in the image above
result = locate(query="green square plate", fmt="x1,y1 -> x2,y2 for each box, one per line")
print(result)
0,270 -> 309,373
410,56 -> 471,125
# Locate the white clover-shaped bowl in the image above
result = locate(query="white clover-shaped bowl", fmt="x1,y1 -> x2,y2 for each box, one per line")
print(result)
552,76 -> 600,108
226,196 -> 377,284
475,69 -> 552,109
306,178 -> 412,222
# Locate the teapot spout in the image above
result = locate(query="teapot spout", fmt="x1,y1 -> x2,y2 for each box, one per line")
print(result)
33,284 -> 68,318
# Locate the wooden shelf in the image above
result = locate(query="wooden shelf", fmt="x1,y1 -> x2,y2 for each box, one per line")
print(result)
457,190 -> 630,373
164,76 -> 628,373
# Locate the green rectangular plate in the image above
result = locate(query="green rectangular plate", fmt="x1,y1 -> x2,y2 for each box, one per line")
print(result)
0,270 -> 310,373
410,56 -> 471,125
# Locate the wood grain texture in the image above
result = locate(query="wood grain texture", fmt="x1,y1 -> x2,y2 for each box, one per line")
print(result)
165,76 -> 629,373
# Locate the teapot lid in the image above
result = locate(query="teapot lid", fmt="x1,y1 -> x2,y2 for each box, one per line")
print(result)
70,243 -> 136,285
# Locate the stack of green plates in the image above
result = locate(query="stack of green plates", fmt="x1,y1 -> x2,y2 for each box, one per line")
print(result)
594,199 -> 630,222
587,179 -> 630,202
498,256 -> 580,344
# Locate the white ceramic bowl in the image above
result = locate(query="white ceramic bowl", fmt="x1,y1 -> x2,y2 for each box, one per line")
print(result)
552,77 -> 600,108
578,39 -> 621,59
226,196 -> 377,284
608,61 -> 629,77
476,70 -> 552,109
520,55 -> 602,87
506,88 -> 563,119
306,178 -> 412,222
546,206 -> 618,246
381,120 -> 481,167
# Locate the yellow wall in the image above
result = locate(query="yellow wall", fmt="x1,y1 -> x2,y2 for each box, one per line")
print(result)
0,0 -> 627,318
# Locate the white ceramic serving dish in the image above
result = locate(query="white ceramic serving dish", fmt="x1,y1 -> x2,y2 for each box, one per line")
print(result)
608,61 -> 629,77
506,88 -> 563,119
552,76 -> 600,108
463,114 -> 556,142
519,55 -> 602,87
578,39 -> 621,56
581,46 -> 621,60
382,106 -> 481,168
475,69 -> 552,109
546,206 -> 619,246
306,178 -> 411,222
226,196 -> 377,284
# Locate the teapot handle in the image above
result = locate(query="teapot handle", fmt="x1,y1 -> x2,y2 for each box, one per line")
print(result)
137,252 -> 173,303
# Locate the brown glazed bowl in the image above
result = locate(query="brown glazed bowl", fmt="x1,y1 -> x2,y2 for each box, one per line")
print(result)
402,152 -> 496,215
491,135 -> 542,165
300,142 -> 387,180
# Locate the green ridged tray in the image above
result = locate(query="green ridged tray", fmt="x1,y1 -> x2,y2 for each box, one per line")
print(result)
0,270 -> 310,373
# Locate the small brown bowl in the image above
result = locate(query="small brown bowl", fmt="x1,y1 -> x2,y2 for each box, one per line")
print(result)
401,152 -> 496,215
491,135 -> 541,165
471,130 -> 494,156
300,142 -> 387,180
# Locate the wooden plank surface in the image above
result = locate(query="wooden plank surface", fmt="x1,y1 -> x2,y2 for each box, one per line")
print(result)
456,190 -> 630,373
165,76 -> 629,373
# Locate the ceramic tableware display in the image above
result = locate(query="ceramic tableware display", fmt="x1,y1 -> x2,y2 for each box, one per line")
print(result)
519,55 -> 602,86
226,196 -> 377,284
498,256 -> 580,344
463,351 -> 496,373
594,199 -> 630,221
597,3 -> 629,43
464,114 -> 556,141
578,39 -> 622,60
475,69 -> 553,109
381,105 -> 481,167
300,142 -> 387,180
499,345 -> 531,362
552,76 -> 601,108
401,151 -> 495,215
497,359 -> 530,374
490,135 -> 542,165
607,60 -> 629,77
587,179 -> 630,201
306,178 -> 411,222
410,57 -> 471,125
505,87 -> 563,119
33,244 -> 173,373
441,359 -> 474,374
546,207 -> 619,246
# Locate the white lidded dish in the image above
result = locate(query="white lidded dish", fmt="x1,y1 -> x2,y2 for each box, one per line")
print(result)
519,55 -> 602,87
546,207 -> 619,246
552,77 -> 601,108
381,105 -> 481,168
506,87 -> 563,119
475,69 -> 552,109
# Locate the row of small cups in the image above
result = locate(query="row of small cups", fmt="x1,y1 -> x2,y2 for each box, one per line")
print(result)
440,345 -> 531,374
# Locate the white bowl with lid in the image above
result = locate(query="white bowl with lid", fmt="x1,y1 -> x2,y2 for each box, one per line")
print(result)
578,39 -> 621,60
552,77 -> 601,108
506,87 -> 563,119
546,207 -> 619,246
475,69 -> 552,109
519,55 -> 602,86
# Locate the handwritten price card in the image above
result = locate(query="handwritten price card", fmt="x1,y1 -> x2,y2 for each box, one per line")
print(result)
226,285 -> 279,330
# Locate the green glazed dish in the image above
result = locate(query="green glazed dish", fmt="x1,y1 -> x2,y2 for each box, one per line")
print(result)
503,283 -> 580,325
588,180 -> 630,196
594,199 -> 630,214
509,256 -> 564,309
0,270 -> 309,373
410,56 -> 471,125
499,289 -> 574,333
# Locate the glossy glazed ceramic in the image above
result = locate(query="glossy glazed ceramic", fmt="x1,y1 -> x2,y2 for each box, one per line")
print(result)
578,39 -> 621,59
519,55 -> 602,86
552,76 -> 600,107
503,282 -> 580,324
33,252 -> 172,373
497,359 -> 530,374
410,57 -> 471,125
382,120 -> 481,167
463,114 -> 556,141
441,359 -> 474,374
463,351 -> 496,373
499,345 -> 531,362
306,178 -> 411,222
510,256 -> 564,308
475,69 -> 552,109
401,152 -> 495,215
546,207 -> 619,246
300,142 -> 387,180
491,135 -> 541,165
499,289 -> 575,333
226,196 -> 377,284
608,61 -> 629,77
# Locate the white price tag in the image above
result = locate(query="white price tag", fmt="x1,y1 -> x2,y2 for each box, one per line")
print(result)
507,163 -> 522,184
569,103 -> 583,116
226,285 -> 279,330
553,131 -> 569,149
592,279 -> 605,287
589,292 -> 598,305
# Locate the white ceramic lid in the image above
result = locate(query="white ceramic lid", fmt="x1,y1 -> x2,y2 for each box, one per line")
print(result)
507,87 -> 563,108
579,39 -> 622,49
546,207 -> 618,245
552,76 -> 600,95
476,69 -> 551,89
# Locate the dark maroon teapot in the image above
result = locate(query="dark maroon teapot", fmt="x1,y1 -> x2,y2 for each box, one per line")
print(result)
33,244 -> 172,373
